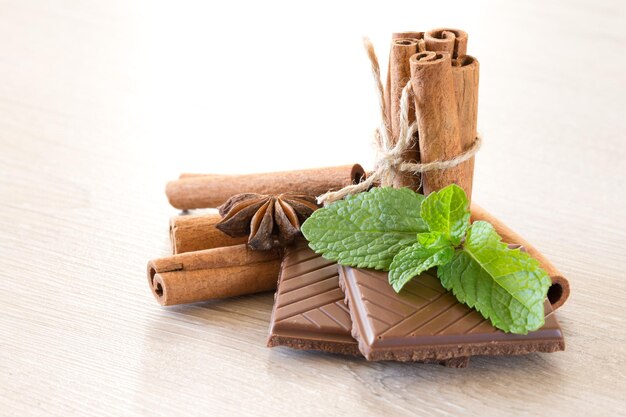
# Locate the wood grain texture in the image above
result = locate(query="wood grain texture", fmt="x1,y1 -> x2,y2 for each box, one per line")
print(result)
0,1 -> 625,416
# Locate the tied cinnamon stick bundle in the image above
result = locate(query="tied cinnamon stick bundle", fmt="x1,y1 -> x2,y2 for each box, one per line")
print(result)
410,51 -> 468,196
166,164 -> 366,210
147,245 -> 281,306
170,214 -> 247,254
317,37 -> 481,206
424,28 -> 468,58
471,204 -> 570,310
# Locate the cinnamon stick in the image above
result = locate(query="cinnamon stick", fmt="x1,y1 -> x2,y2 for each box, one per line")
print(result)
410,51 -> 467,195
471,203 -> 570,310
392,32 -> 426,53
170,214 -> 247,254
165,164 -> 366,210
424,28 -> 468,58
452,55 -> 479,201
147,245 -> 281,306
388,38 -> 421,190
392,31 -> 424,41
384,32 -> 425,156
421,28 -> 477,200
389,39 -> 419,140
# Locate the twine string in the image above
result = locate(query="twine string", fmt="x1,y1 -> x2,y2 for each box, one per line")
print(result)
317,37 -> 482,205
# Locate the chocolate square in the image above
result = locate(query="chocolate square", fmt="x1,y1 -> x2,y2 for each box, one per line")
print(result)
267,241 -> 359,356
338,266 -> 565,362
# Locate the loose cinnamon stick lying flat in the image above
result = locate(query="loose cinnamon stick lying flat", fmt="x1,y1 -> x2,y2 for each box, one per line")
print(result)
424,28 -> 468,58
166,164 -> 366,210
471,203 -> 570,310
170,214 -> 247,254
410,51 -> 467,196
171,213 -> 289,254
147,245 -> 281,306
452,55 -> 479,201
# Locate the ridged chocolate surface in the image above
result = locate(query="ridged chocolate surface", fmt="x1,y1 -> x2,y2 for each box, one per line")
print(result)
267,241 -> 359,355
339,266 -> 565,362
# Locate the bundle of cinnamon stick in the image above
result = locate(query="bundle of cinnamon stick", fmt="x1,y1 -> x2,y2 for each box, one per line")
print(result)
385,29 -> 478,198
145,27 -> 569,311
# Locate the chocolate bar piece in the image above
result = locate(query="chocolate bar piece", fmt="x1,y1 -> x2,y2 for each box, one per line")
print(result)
338,266 -> 565,364
267,241 -> 359,355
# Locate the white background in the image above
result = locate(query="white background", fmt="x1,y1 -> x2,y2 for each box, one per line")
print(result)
1,0 -> 625,416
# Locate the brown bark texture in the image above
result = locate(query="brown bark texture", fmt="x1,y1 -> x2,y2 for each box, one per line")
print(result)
424,28 -> 468,58
388,38 -> 421,190
165,164 -> 366,210
451,55 -> 479,201
410,51 -> 467,196
170,214 -> 247,254
147,245 -> 281,306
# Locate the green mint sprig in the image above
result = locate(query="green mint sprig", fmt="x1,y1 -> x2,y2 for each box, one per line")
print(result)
301,184 -> 551,334
301,187 -> 428,270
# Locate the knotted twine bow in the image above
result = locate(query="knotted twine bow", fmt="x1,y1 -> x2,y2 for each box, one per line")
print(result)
317,38 -> 482,205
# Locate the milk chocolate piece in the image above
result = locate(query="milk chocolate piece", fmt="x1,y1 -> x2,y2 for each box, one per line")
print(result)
267,241 -> 359,356
338,266 -> 565,364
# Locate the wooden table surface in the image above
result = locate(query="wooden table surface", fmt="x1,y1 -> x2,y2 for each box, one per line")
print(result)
1,1 -> 624,416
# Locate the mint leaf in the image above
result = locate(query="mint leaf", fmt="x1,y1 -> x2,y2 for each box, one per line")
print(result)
389,232 -> 454,292
420,184 -> 470,246
438,221 -> 551,334
417,231 -> 448,247
301,187 -> 428,270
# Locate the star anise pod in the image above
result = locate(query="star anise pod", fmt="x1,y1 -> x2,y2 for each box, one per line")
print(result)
216,193 -> 320,250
